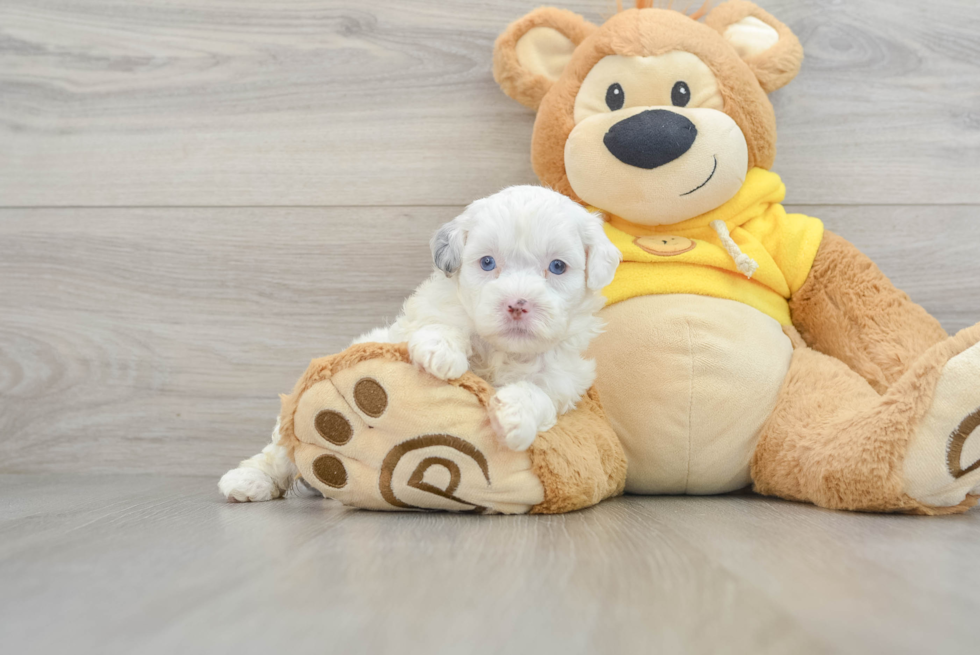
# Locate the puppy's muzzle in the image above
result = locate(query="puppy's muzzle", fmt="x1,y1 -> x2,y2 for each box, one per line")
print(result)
507,299 -> 529,320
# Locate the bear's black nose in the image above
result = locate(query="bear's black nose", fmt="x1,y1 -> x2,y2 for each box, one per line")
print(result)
603,109 -> 697,170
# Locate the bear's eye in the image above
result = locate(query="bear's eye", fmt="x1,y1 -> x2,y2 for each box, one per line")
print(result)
605,83 -> 625,111
671,81 -> 691,108
480,256 -> 496,271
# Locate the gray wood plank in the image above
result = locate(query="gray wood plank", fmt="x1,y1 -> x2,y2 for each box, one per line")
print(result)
645,495 -> 980,655
2,474 -> 979,655
1,0 -> 978,207
1,205 -> 978,475
0,206 -> 454,475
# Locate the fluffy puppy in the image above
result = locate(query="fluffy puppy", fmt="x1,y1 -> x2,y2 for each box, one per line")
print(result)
365,185 -> 620,448
219,186 -> 620,502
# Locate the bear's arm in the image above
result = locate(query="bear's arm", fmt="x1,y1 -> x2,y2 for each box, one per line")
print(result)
787,230 -> 948,394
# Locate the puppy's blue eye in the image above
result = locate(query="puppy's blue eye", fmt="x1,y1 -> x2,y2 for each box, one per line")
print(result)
480,256 -> 496,271
548,259 -> 567,275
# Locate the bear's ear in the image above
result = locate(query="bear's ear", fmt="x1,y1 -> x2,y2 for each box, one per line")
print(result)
493,7 -> 597,110
705,0 -> 804,93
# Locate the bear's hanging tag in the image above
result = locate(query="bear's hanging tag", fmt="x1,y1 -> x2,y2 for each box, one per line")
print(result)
710,220 -> 759,279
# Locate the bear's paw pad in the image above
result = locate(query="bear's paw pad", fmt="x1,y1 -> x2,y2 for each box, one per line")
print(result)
288,358 -> 544,514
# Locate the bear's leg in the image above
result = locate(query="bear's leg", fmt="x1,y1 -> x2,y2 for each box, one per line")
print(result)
752,324 -> 980,514
790,231 -> 950,394
278,343 -> 626,514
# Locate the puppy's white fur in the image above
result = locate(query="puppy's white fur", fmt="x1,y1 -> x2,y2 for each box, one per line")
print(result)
219,186 -> 620,502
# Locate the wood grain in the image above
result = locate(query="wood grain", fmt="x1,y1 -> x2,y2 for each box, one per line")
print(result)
1,204 -> 978,476
0,206 -> 452,474
3,474 -> 979,655
1,0 -> 979,206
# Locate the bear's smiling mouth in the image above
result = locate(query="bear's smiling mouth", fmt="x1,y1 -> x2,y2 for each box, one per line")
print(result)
680,155 -> 718,197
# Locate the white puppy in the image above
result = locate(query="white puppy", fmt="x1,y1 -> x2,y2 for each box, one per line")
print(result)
219,186 -> 621,502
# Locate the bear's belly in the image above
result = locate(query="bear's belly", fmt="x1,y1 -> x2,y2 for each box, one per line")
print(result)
588,294 -> 793,495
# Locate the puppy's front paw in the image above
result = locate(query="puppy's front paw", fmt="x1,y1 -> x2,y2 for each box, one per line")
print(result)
409,335 -> 469,380
218,467 -> 280,502
489,387 -> 540,452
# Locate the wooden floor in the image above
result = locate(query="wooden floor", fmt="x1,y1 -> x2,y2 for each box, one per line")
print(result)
1,474 -> 979,655
2,1 -> 980,652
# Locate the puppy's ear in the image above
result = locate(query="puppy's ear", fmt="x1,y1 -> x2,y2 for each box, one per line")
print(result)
493,8 -> 596,110
580,212 -> 621,291
705,0 -> 803,93
430,212 -> 468,277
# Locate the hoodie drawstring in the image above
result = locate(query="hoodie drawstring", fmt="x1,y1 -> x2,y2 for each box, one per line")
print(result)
710,220 -> 759,279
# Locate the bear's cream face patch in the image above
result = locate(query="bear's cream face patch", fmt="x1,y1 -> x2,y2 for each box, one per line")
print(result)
573,53 -> 725,123
566,53 -> 749,226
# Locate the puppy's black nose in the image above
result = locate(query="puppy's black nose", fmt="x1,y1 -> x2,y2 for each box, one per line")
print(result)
603,109 -> 697,170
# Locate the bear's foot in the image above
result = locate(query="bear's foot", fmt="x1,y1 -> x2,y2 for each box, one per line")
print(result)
903,336 -> 980,511
278,346 -> 545,514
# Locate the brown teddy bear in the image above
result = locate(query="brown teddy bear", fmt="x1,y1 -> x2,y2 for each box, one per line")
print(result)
275,0 -> 980,515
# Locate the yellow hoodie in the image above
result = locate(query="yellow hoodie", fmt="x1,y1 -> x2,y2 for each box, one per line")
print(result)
600,168 -> 824,326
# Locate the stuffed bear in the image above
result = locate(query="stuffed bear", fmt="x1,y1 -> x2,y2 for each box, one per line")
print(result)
276,0 -> 980,515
